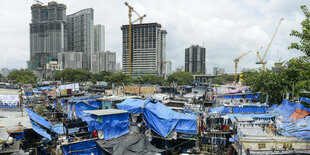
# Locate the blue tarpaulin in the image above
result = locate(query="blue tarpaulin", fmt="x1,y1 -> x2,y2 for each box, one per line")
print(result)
232,106 -> 267,113
88,112 -> 130,140
267,99 -> 297,117
209,105 -> 267,114
67,102 -> 98,122
25,91 -> 32,96
52,124 -> 79,135
300,97 -> 310,104
279,116 -> 310,141
298,97 -> 310,112
38,86 -> 55,91
26,107 -> 52,129
62,140 -> 104,155
87,100 -> 102,109
228,114 -> 276,119
209,106 -> 230,114
116,99 -> 145,114
30,120 -> 51,140
117,98 -> 197,137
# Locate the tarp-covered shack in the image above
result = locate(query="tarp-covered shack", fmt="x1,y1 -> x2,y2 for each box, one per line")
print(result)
117,98 -> 197,138
84,109 -> 130,141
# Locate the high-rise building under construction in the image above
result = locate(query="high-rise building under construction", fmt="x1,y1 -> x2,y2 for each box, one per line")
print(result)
29,2 -> 67,70
121,23 -> 167,78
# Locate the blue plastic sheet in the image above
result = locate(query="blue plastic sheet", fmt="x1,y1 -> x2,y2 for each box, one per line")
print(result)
228,114 -> 276,119
26,107 -> 52,129
30,120 -> 51,140
232,106 -> 267,113
209,106 -> 229,114
116,99 -> 145,114
245,95 -> 253,100
68,102 -> 98,122
62,140 -> 104,155
52,124 -> 79,135
267,99 -> 297,117
87,100 -> 102,109
117,99 -> 197,137
88,113 -> 130,140
300,97 -> 310,104
25,91 -> 32,96
298,97 -> 310,112
38,86 -> 55,91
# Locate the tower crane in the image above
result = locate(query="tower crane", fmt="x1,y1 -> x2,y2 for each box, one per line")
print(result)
256,18 -> 284,71
124,2 -> 146,77
234,50 -> 251,84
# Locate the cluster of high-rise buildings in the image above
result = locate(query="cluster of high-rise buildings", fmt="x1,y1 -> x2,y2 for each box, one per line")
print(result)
28,2 -> 116,73
27,1 -> 225,78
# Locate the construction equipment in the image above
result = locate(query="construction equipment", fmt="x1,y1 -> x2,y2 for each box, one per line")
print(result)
124,2 -> 146,77
256,18 -> 284,71
234,50 -> 251,84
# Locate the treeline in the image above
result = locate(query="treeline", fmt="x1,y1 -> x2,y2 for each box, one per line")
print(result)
7,69 -> 37,84
6,68 -> 195,86
53,69 -> 194,86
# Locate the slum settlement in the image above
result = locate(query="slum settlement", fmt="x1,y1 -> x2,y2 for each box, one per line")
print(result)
0,81 -> 310,154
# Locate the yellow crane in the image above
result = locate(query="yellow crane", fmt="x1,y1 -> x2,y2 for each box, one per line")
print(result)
256,18 -> 284,71
234,50 -> 251,84
124,2 -> 146,77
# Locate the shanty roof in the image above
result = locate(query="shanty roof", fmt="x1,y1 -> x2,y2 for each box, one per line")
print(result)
97,95 -> 140,101
83,109 -> 128,116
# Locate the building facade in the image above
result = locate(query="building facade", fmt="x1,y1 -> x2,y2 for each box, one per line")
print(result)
91,51 -> 116,73
185,45 -> 206,74
175,66 -> 185,72
121,23 -> 167,78
219,68 -> 225,75
105,51 -> 116,73
45,61 -> 60,70
58,52 -> 84,69
29,2 -> 67,70
67,8 -> 94,69
213,67 -> 225,76
163,60 -> 172,77
94,24 -> 105,53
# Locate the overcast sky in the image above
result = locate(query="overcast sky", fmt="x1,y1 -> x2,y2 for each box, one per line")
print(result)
0,0 -> 308,73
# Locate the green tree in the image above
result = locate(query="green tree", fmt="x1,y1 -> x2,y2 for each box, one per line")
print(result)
167,72 -> 193,85
53,69 -> 92,82
289,5 -> 310,56
8,69 -> 36,84
209,74 -> 236,84
243,56 -> 310,104
137,74 -> 166,85
92,71 -> 113,82
108,72 -> 131,86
